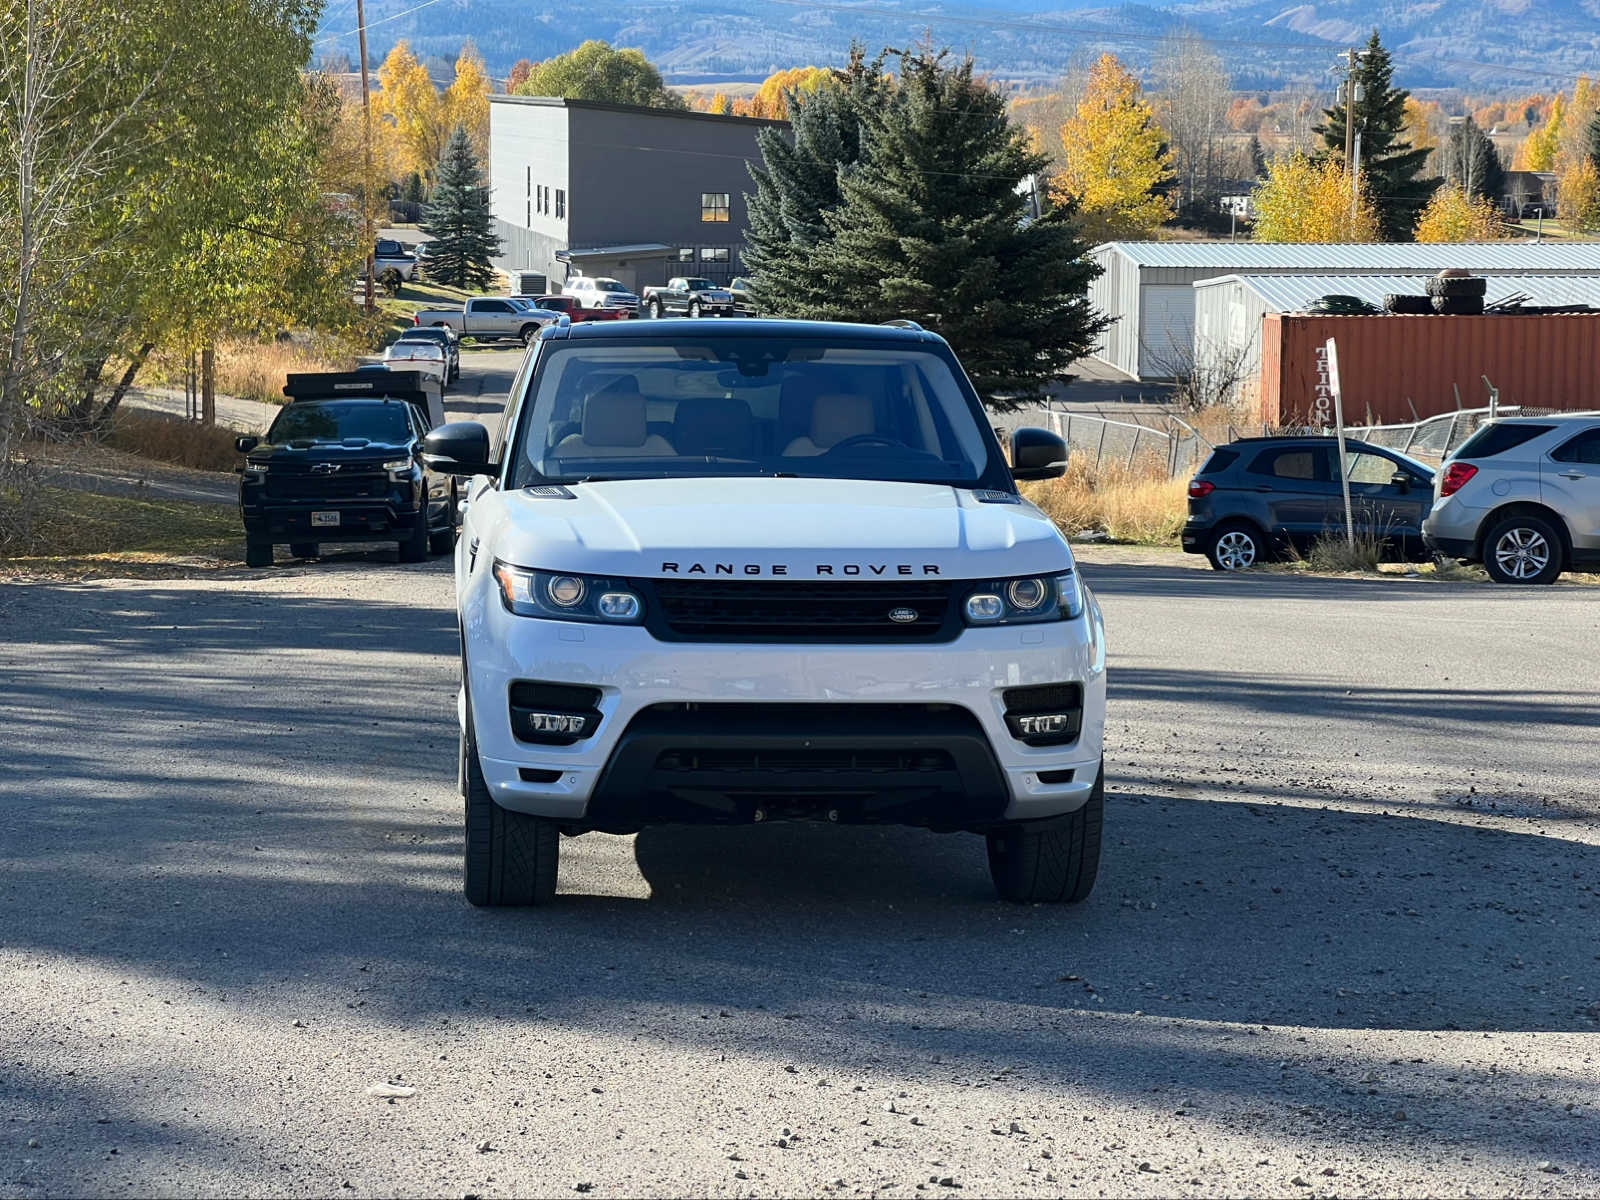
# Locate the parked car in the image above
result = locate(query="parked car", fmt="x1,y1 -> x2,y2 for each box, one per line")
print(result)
393,326 -> 459,383
563,276 -> 640,315
1423,415 -> 1600,584
236,371 -> 455,568
382,339 -> 449,391
412,297 -> 562,345
419,317 -> 1103,907
727,276 -> 757,316
374,238 -> 416,282
1183,436 -> 1436,570
642,276 -> 736,319
533,294 -> 630,322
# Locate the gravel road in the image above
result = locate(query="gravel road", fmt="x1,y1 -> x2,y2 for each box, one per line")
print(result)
2,547 -> 1598,1198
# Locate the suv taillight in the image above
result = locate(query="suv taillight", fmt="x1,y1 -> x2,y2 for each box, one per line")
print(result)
1188,479 -> 1215,498
1440,462 -> 1478,497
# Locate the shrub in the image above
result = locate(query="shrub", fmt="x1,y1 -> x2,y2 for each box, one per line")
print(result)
104,410 -> 242,473
1021,456 -> 1188,545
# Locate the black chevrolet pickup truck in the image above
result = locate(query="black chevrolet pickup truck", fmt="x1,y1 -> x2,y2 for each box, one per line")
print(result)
236,371 -> 456,568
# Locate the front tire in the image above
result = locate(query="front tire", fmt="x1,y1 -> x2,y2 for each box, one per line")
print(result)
428,486 -> 456,555
1483,513 -> 1564,585
987,766 -> 1103,904
649,299 -> 665,319
521,324 -> 540,347
1205,521 -> 1264,572
461,703 -> 560,907
398,510 -> 429,563
289,542 -> 318,560
689,300 -> 702,318
244,541 -> 273,568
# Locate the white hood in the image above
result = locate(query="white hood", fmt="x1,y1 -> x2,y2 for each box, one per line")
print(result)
487,476 -> 1073,580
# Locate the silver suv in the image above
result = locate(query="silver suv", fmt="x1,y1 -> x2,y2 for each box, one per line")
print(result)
1423,416 -> 1600,584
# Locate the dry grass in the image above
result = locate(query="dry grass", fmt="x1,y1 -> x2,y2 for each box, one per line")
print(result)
1022,456 -> 1189,546
105,409 -> 242,472
1301,530 -> 1385,573
0,486 -> 238,565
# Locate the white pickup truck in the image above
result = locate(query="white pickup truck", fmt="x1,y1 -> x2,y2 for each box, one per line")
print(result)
419,318 -> 1107,908
412,297 -> 563,346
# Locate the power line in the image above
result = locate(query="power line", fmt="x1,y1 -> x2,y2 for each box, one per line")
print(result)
313,0 -> 451,48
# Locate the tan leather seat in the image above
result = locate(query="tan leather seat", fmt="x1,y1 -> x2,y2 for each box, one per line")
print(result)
782,392 -> 874,456
553,380 -> 675,458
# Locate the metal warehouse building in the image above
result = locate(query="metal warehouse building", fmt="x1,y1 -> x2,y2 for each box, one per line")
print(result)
1193,273 -> 1600,406
1086,241 -> 1600,380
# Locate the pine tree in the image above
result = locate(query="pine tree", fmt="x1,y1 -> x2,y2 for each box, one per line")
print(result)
1247,135 -> 1267,179
420,126 -> 501,291
1316,31 -> 1437,240
1587,105 -> 1600,172
1442,117 -> 1505,203
743,46 -> 886,318
809,46 -> 1110,410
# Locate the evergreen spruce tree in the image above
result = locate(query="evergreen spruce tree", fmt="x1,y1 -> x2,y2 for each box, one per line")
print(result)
1587,106 -> 1600,173
743,46 -> 886,317
811,46 -> 1109,410
1315,31 -> 1437,239
1247,135 -> 1267,179
420,126 -> 501,290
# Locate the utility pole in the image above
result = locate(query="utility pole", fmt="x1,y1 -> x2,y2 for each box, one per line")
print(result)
1337,47 -> 1367,228
357,0 -> 375,314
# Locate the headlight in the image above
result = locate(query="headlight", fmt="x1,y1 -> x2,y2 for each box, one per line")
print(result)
383,457 -> 414,474
492,562 -> 643,624
963,571 -> 1083,625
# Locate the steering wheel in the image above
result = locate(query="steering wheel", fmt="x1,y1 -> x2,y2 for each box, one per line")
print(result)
824,434 -> 907,454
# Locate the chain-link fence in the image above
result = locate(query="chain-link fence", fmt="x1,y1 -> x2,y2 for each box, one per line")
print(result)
996,405 -> 1210,479
1345,405 -> 1600,463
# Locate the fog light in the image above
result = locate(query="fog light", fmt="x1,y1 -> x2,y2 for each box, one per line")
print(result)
965,593 -> 1004,622
527,712 -> 589,735
1016,714 -> 1072,737
597,591 -> 640,620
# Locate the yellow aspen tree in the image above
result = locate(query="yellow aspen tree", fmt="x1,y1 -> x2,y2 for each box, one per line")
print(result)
445,44 -> 493,161
1557,159 -> 1600,230
1053,54 -> 1173,240
1251,154 -> 1380,242
376,40 -> 447,183
708,91 -> 733,116
1414,183 -> 1507,241
1522,93 -> 1564,171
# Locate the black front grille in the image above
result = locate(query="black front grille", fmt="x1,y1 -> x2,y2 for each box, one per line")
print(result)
655,747 -> 955,774
643,579 -> 956,642
265,474 -> 388,500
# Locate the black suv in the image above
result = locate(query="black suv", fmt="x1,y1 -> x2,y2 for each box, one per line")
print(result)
1182,436 -> 1436,570
237,371 -> 457,568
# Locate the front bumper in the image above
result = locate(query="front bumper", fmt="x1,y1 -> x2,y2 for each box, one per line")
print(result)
462,593 -> 1108,829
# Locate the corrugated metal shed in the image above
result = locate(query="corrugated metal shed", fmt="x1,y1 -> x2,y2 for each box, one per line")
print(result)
1192,273 -> 1600,407
1086,239 -> 1600,380
1108,241 -> 1600,271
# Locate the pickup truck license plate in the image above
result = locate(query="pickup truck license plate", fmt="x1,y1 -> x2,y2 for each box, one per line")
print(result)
311,511 -> 340,527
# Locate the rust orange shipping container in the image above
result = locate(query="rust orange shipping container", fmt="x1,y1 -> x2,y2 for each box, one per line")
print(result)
1259,313 -> 1600,426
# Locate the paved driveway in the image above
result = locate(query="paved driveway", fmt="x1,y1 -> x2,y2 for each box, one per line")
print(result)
1,552 -> 1597,1197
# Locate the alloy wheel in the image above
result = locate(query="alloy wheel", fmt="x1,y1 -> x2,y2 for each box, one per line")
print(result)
1494,527 -> 1550,580
1216,531 -> 1257,570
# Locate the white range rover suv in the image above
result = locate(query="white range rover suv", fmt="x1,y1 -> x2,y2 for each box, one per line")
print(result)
421,319 -> 1108,906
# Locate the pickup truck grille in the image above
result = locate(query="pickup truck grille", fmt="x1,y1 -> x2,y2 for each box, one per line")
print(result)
265,473 -> 388,500
642,579 -> 957,642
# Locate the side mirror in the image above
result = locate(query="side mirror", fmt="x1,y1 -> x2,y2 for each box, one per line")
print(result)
235,435 -> 258,453
421,421 -> 496,476
1010,427 -> 1068,481
1389,471 -> 1412,492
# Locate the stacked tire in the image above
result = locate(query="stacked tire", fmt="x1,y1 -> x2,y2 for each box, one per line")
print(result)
1426,272 -> 1487,315
1383,293 -> 1434,314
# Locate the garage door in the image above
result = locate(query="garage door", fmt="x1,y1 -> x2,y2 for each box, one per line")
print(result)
1138,284 -> 1196,379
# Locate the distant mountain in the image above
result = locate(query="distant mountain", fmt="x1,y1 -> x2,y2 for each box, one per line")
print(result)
314,0 -> 1600,91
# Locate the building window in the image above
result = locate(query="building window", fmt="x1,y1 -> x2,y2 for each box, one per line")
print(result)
700,192 -> 730,222
555,188 -> 566,219
677,247 -> 696,263
699,246 -> 730,263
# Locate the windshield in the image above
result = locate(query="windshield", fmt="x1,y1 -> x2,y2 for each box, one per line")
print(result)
595,279 -> 627,293
684,278 -> 714,290
267,401 -> 412,446
509,335 -> 997,487
386,342 -> 442,359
